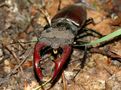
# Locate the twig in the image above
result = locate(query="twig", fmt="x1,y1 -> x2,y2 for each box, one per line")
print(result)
90,47 -> 121,60
0,2 -> 9,8
10,40 -> 37,45
0,48 -> 32,85
62,72 -> 67,90
58,0 -> 62,11
12,38 -> 26,50
103,66 -> 113,76
37,8 -> 51,26
3,44 -> 23,73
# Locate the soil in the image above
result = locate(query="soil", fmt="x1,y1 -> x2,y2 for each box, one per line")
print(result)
0,0 -> 121,90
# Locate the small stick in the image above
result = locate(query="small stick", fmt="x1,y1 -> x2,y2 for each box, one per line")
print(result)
0,3 -> 9,8
37,8 -> 51,26
10,40 -> 37,45
90,47 -> 121,60
3,44 -> 23,72
58,0 -> 62,11
62,72 -> 67,90
0,48 -> 32,85
11,38 -> 26,50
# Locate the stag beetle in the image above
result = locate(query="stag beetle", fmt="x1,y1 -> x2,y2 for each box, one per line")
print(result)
34,3 -> 102,86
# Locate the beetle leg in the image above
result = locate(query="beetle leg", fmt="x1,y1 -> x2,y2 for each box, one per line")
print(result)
76,28 -> 103,39
76,31 -> 101,39
83,28 -> 103,37
85,17 -> 95,26
80,46 -> 88,68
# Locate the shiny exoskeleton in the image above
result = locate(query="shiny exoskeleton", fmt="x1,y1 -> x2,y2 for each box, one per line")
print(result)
34,3 -> 101,85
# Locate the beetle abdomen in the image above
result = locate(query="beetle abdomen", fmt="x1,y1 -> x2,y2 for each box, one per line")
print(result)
52,3 -> 87,27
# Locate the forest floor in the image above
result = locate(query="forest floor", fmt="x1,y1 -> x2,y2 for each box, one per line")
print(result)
0,0 -> 121,90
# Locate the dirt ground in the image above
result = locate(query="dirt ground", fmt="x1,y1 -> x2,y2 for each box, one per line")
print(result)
0,0 -> 121,90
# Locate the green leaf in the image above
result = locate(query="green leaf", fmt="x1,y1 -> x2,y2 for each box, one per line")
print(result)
78,28 -> 121,46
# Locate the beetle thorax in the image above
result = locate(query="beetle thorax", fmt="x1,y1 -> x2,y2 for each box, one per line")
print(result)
39,26 -> 74,48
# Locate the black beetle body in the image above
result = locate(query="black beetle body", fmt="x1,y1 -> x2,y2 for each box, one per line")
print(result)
34,3 -> 102,85
52,3 -> 87,28
39,4 -> 88,49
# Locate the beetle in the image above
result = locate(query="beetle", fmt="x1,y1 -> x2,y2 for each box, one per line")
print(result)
34,3 -> 102,86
